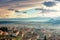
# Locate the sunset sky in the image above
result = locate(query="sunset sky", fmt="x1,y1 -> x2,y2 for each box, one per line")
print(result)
0,0 -> 60,21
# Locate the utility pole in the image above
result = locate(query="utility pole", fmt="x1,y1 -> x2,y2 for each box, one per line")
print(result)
44,35 -> 47,40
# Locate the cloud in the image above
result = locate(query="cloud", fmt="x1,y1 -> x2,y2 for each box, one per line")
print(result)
0,8 -> 15,18
0,0 -> 60,18
35,8 -> 57,13
55,0 -> 60,2
43,1 -> 56,7
0,0 -> 27,3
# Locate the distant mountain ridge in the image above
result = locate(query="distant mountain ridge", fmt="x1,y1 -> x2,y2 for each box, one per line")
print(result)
0,17 -> 60,24
0,17 -> 51,21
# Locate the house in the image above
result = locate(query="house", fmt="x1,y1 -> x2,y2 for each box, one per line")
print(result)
2,32 -> 8,35
11,30 -> 19,37
0,30 -> 3,35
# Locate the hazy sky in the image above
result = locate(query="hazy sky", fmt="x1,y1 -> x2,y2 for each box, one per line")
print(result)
0,0 -> 60,18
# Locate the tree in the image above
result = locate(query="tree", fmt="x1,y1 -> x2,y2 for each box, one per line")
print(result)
0,27 -> 8,32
